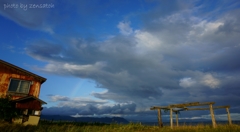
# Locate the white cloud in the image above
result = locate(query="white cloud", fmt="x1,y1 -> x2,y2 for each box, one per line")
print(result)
190,21 -> 224,37
201,74 -> 220,89
179,77 -> 196,88
179,74 -> 221,89
41,61 -> 106,75
48,95 -> 108,108
63,62 -> 104,72
134,30 -> 162,51
49,95 -> 70,102
117,21 -> 133,35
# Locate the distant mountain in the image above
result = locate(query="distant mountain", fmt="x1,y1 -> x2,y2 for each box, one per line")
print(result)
40,115 -> 129,124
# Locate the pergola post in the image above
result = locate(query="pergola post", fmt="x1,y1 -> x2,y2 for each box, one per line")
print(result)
176,112 -> 179,127
209,104 -> 217,128
226,107 -> 232,125
170,108 -> 173,129
157,109 -> 163,127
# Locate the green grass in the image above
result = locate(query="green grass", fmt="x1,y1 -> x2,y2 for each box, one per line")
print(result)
0,120 -> 239,132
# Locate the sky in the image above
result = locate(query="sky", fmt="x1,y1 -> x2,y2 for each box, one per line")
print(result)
1,0 -> 240,122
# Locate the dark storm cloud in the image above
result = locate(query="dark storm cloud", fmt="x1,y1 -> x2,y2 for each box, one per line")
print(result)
43,95 -> 137,116
26,40 -> 63,61
26,36 -> 178,105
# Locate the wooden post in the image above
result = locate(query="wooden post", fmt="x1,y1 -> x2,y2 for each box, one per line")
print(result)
157,109 -> 163,127
226,107 -> 232,125
176,112 -> 179,127
170,108 -> 173,129
209,104 -> 216,128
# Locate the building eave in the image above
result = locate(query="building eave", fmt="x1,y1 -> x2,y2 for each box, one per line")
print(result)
12,95 -> 47,104
0,59 -> 46,84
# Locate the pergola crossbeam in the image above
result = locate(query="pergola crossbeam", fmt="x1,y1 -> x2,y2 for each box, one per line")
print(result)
184,105 -> 230,111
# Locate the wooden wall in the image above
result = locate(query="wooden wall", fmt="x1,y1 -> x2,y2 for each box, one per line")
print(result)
0,63 -> 42,99
16,100 -> 42,110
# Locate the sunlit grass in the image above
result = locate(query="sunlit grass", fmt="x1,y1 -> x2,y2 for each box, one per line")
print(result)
0,120 -> 239,132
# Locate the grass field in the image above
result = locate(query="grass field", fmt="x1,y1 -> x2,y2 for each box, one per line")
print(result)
0,120 -> 240,132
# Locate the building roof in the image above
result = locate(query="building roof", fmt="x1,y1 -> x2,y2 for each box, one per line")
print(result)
12,95 -> 47,104
0,59 -> 46,84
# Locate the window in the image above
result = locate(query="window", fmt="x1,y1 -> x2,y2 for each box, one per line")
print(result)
8,79 -> 31,94
26,109 -> 40,116
34,110 -> 40,116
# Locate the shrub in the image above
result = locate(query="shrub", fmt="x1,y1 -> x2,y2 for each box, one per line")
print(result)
0,95 -> 20,123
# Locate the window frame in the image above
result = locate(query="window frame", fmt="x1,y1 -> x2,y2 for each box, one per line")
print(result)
8,78 -> 32,94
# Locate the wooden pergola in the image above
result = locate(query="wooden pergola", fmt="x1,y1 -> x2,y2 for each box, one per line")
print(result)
150,102 -> 232,129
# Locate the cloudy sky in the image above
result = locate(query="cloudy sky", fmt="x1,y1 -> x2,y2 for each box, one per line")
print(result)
1,0 -> 240,122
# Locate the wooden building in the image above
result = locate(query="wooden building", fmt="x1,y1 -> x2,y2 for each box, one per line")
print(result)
0,59 -> 47,125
